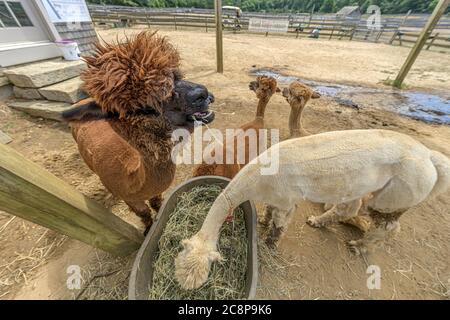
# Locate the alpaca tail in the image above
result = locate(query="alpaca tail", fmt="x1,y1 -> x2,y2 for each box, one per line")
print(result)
429,150 -> 450,199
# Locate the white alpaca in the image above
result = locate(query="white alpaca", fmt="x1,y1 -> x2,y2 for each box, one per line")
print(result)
175,129 -> 450,289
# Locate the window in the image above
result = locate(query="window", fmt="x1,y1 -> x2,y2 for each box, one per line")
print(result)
0,2 -> 18,27
7,1 -> 32,27
0,1 -> 33,28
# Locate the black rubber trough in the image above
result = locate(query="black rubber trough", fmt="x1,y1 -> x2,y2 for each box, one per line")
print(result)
128,176 -> 258,300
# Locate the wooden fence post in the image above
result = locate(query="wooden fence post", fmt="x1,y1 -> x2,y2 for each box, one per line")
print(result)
215,0 -> 223,73
0,144 -> 144,256
329,25 -> 335,40
426,32 -> 439,50
376,28 -> 384,42
350,27 -> 356,40
393,0 -> 449,88
146,11 -> 150,28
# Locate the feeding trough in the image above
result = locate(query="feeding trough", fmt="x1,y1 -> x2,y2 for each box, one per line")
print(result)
128,176 -> 258,300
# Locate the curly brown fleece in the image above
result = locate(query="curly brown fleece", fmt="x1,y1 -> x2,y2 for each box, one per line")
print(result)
81,31 -> 180,118
66,31 -> 183,232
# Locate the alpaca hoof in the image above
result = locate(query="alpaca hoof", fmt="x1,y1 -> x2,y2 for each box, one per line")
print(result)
348,240 -> 367,256
307,216 -> 324,228
149,196 -> 163,212
265,236 -> 278,249
258,216 -> 270,227
343,216 -> 371,233
143,220 -> 153,236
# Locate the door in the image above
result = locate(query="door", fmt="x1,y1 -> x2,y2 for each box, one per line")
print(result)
0,0 -> 61,67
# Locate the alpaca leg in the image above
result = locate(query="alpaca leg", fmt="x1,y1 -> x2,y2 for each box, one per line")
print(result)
259,204 -> 275,227
125,200 -> 153,234
265,206 -> 295,247
321,202 -> 370,232
307,199 -> 362,228
348,209 -> 404,255
149,194 -> 163,213
343,216 -> 372,233
341,194 -> 373,232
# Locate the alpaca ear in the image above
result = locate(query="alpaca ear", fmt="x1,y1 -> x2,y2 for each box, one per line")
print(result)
312,91 -> 321,99
282,87 -> 290,98
208,251 -> 222,262
62,98 -> 105,121
275,87 -> 281,93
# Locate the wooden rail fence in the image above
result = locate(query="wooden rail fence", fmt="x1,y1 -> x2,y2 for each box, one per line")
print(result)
88,6 -> 450,52
0,143 -> 144,256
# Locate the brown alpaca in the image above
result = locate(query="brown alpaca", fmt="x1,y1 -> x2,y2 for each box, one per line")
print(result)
62,32 -> 215,233
193,76 -> 280,179
282,81 -> 320,138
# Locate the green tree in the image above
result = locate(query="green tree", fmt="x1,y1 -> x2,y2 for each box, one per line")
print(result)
319,0 -> 335,12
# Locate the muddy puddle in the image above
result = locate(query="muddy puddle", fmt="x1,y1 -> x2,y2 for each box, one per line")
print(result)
250,68 -> 449,125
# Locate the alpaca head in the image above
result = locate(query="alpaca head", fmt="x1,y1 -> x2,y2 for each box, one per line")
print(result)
80,31 -> 214,129
282,81 -> 320,109
249,76 -> 280,100
174,234 -> 222,289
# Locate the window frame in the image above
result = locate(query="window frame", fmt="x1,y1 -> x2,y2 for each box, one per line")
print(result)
7,1 -> 33,27
0,0 -> 34,28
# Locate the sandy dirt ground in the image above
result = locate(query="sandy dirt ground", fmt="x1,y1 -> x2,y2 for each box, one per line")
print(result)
0,28 -> 449,300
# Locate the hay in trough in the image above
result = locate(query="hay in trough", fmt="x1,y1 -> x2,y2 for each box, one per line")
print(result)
149,185 -> 248,300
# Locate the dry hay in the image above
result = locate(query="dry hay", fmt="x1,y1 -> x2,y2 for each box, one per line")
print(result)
150,185 -> 248,300
74,250 -> 132,300
0,214 -> 67,299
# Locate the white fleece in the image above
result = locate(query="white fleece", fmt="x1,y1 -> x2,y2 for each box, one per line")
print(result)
175,129 -> 450,289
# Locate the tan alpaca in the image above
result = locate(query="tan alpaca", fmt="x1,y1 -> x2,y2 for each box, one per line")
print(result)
282,81 -> 320,138
282,81 -> 371,232
193,76 -> 280,179
175,129 -> 450,289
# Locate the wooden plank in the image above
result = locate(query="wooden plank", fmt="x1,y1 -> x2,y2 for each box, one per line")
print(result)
394,0 -> 450,88
0,143 -> 144,256
215,0 -> 223,73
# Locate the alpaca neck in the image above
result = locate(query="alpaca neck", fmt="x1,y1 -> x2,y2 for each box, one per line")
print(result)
289,103 -> 306,137
197,183 -> 248,244
111,114 -> 174,166
255,96 -> 270,120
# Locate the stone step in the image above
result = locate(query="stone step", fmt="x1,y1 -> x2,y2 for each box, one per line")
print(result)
39,77 -> 87,103
4,59 -> 86,89
0,76 -> 10,87
7,100 -> 72,121
14,87 -> 43,100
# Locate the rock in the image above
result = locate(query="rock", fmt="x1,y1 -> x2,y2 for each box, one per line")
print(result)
3,59 -> 86,88
0,84 -> 12,100
7,100 -> 72,121
39,77 -> 87,103
0,130 -> 12,144
0,76 -> 10,87
14,87 -> 43,100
